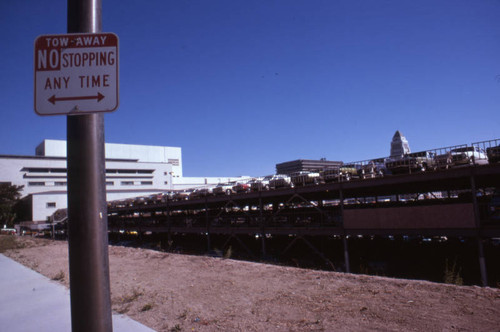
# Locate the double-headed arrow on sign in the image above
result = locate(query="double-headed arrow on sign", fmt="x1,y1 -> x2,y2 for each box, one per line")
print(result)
48,92 -> 105,105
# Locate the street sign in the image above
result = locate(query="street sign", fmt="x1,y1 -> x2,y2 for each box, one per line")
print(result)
34,33 -> 119,115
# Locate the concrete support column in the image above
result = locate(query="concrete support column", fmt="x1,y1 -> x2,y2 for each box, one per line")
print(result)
470,172 -> 488,286
339,186 -> 350,273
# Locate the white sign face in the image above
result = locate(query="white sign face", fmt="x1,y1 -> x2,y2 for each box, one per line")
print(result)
34,33 -> 119,115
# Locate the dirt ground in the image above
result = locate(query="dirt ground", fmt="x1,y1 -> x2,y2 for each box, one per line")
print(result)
2,235 -> 500,332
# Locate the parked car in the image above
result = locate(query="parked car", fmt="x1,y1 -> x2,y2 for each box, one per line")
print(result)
342,164 -> 362,180
488,190 -> 500,221
320,167 -> 343,182
449,146 -> 488,166
435,152 -> 454,170
0,228 -> 16,235
290,171 -> 320,186
233,181 -> 251,193
173,190 -> 192,201
358,160 -> 386,179
146,193 -> 165,205
269,175 -> 293,189
385,151 -> 436,174
189,188 -> 206,200
123,198 -> 135,207
134,196 -> 148,205
486,145 -> 500,164
320,167 -> 340,183
320,166 -> 358,182
213,182 -> 236,195
249,176 -> 273,191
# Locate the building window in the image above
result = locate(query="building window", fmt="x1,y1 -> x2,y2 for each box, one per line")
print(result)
168,159 -> 179,166
141,181 -> 153,185
46,202 -> 56,208
121,181 -> 134,186
24,168 -> 50,173
117,169 -> 136,174
107,169 -> 154,174
55,182 -> 67,186
28,182 -> 45,186
137,169 -> 154,174
51,168 -> 67,173
106,181 -> 114,186
23,167 -> 67,173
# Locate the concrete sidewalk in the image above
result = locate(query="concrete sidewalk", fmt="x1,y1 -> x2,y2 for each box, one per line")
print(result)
0,254 -> 155,332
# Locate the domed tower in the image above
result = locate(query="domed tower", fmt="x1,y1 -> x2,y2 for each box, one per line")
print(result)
390,130 -> 411,158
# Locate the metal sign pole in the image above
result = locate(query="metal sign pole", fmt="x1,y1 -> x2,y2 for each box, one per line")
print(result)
66,1 -> 113,331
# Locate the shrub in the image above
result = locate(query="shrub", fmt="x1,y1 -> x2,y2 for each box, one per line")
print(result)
121,288 -> 143,303
141,303 -> 153,312
224,246 -> 232,259
444,258 -> 463,286
52,270 -> 65,281
0,235 -> 18,253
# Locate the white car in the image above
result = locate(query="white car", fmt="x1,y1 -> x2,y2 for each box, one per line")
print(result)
450,146 -> 488,166
212,183 -> 236,195
269,175 -> 294,189
249,175 -> 273,191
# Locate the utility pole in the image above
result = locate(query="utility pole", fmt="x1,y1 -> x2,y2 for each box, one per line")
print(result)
66,0 -> 113,331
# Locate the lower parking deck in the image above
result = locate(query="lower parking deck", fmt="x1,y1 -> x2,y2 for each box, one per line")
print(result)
107,163 -> 500,286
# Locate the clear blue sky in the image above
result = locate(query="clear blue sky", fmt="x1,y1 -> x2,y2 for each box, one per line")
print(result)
1,0 -> 499,177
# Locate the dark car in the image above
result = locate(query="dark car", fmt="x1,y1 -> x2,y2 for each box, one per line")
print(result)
486,145 -> 500,164
385,151 -> 435,174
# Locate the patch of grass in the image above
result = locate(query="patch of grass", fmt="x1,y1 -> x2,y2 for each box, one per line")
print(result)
120,288 -> 143,304
224,246 -> 232,259
52,270 -> 65,281
116,305 -> 130,314
0,235 -> 24,253
140,303 -> 153,312
444,258 -> 463,286
358,263 -> 370,275
177,310 -> 188,320
170,324 -> 182,332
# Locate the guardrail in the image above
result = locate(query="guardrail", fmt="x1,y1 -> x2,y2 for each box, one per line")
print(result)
347,139 -> 498,172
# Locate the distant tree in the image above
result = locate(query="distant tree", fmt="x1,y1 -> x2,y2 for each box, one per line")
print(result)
0,183 -> 23,228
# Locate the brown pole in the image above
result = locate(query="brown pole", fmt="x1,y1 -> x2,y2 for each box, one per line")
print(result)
66,0 -> 113,331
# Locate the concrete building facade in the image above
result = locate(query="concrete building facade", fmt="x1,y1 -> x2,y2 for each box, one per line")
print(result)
0,139 -> 246,223
276,159 -> 343,175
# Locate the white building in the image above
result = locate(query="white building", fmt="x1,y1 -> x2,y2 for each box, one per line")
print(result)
0,139 -> 247,223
